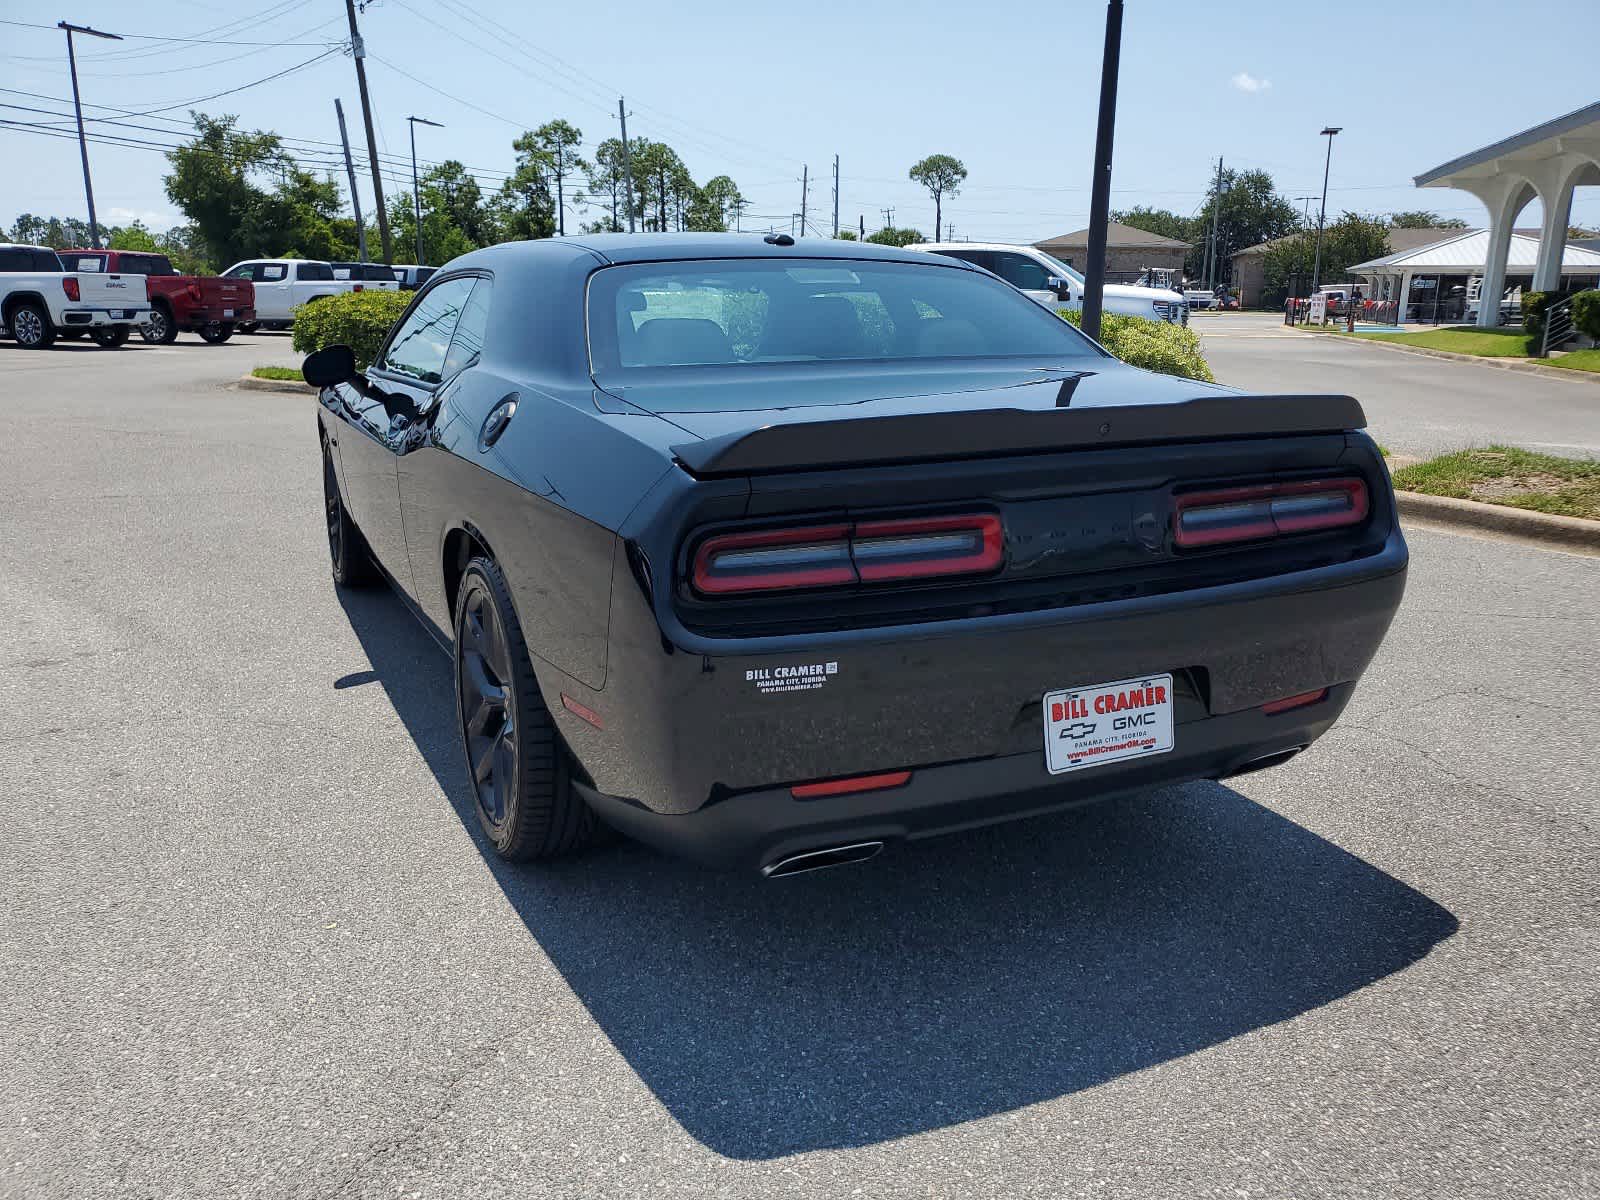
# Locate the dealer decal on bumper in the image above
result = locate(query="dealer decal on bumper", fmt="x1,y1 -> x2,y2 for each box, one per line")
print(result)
746,661 -> 839,695
1042,673 -> 1175,774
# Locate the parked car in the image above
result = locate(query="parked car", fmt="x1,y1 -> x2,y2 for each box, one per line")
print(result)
1183,288 -> 1215,311
0,242 -> 152,349
221,258 -> 350,330
909,241 -> 1188,324
60,249 -> 254,344
332,262 -> 401,291
390,264 -> 438,291
307,234 -> 1406,876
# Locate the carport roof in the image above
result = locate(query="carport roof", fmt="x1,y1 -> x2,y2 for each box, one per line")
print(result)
1349,229 -> 1600,273
1415,100 -> 1600,187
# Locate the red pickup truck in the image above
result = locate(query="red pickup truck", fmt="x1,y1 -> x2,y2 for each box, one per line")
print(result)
58,250 -> 255,344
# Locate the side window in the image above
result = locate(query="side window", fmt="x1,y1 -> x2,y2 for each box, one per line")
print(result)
259,264 -> 288,282
378,276 -> 476,385
225,264 -> 255,280
295,262 -> 333,281
33,249 -> 65,271
442,278 -> 491,379
0,248 -> 28,272
993,254 -> 1052,291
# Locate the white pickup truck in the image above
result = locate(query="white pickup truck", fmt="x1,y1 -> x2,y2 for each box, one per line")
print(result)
220,258 -> 356,330
909,241 -> 1188,325
0,242 -> 153,348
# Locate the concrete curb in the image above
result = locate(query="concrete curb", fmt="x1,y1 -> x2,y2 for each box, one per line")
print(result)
1303,330 -> 1600,385
1395,489 -> 1600,555
237,374 -> 314,395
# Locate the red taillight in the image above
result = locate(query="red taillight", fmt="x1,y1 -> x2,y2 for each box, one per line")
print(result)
352,283 -> 364,292
187,282 -> 202,302
1174,478 -> 1368,548
791,770 -> 911,799
690,513 -> 1002,596
61,277 -> 80,302
1262,687 -> 1328,715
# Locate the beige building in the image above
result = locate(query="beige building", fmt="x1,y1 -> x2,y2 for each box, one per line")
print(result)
1034,222 -> 1190,285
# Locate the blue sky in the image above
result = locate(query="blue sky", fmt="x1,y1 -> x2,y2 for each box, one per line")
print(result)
3,0 -> 1596,243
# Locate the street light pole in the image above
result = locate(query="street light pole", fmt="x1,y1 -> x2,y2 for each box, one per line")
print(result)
407,116 -> 442,266
58,21 -> 122,250
1311,126 -> 1341,293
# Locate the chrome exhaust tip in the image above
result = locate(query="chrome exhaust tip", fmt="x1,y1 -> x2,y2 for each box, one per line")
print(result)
762,841 -> 884,879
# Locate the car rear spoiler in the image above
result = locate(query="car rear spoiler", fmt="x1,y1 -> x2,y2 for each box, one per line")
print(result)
671,393 -> 1368,478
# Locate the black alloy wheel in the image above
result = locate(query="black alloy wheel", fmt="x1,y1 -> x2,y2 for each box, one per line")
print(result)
197,322 -> 234,344
322,443 -> 375,587
91,325 -> 130,348
453,557 -> 600,861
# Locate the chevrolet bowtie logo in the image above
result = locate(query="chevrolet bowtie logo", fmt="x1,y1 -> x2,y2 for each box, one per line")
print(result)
1058,721 -> 1097,739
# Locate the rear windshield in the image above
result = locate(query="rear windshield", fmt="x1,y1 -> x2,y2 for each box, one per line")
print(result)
117,253 -> 176,275
587,258 -> 1098,376
62,253 -> 108,272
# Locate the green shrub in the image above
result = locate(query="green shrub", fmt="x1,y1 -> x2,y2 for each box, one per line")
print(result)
1520,290 -> 1553,347
290,289 -> 410,370
1572,289 -> 1600,341
1059,309 -> 1215,382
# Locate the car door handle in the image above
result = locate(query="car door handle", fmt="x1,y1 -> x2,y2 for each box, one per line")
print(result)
478,395 -> 518,452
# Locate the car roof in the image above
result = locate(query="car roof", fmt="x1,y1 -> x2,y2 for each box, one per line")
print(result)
447,232 -> 982,273
0,242 -> 55,252
908,241 -> 1044,254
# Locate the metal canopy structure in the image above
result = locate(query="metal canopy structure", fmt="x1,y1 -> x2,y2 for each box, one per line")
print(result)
1415,101 -> 1600,325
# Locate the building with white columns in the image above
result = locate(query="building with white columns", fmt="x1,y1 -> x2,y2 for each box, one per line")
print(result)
1415,101 -> 1600,326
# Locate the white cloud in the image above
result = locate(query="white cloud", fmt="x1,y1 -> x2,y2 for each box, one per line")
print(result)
1230,72 -> 1272,94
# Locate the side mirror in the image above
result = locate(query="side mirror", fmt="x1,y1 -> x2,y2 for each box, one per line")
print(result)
302,344 -> 357,387
1047,275 -> 1073,303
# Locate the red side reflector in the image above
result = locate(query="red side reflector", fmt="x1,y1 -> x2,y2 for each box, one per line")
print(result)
790,770 -> 912,799
560,693 -> 604,729
1261,688 -> 1328,715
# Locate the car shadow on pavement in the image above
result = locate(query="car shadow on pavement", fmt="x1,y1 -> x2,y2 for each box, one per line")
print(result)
338,585 -> 1458,1161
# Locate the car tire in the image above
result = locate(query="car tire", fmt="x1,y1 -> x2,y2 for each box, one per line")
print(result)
197,322 -> 234,344
58,330 -> 86,341
90,325 -> 130,348
141,305 -> 178,344
236,322 -> 258,334
454,556 -> 602,862
322,442 -> 377,588
8,301 -> 55,349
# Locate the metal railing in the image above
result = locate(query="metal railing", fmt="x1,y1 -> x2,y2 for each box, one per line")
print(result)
1540,296 -> 1576,357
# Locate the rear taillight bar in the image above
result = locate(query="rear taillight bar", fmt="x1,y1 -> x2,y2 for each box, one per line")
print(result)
691,513 -> 1002,597
1174,477 -> 1368,549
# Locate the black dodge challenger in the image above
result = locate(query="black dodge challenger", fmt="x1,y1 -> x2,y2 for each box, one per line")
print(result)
308,234 -> 1406,876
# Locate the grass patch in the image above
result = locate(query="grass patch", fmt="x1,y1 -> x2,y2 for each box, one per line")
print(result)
1545,348 -> 1600,374
1391,445 -> 1600,520
1351,326 -> 1532,357
251,366 -> 303,381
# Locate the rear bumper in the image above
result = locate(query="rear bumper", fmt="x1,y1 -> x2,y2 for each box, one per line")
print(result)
548,528 -> 1407,848
180,305 -> 254,326
60,306 -> 151,327
579,682 -> 1353,872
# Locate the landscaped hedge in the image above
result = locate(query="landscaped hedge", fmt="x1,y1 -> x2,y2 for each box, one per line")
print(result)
290,289 -> 410,371
1572,289 -> 1600,341
1059,309 -> 1215,382
1520,290 -> 1554,347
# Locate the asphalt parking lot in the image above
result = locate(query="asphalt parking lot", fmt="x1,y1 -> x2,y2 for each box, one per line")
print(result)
1196,311 -> 1600,459
3,336 -> 1597,1199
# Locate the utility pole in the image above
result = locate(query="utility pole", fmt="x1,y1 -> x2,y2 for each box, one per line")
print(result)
344,0 -> 392,263
1204,156 -> 1224,290
859,214 -> 865,240
552,128 -> 567,236
334,100 -> 368,263
1080,0 -> 1123,342
799,165 -> 808,237
58,21 -> 121,250
831,155 -> 839,237
617,98 -> 635,232
881,206 -> 894,231
407,116 -> 441,266
1311,126 -> 1341,293
946,221 -> 954,240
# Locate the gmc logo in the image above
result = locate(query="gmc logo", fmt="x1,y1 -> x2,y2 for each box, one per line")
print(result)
1113,712 -> 1156,730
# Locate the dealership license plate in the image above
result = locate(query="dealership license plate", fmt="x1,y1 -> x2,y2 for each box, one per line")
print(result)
223,308 -> 233,317
1042,673 -> 1175,775
108,309 -> 128,319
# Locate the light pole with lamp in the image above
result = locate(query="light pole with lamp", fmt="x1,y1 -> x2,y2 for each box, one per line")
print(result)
58,21 -> 122,250
1310,126 -> 1341,293
407,116 -> 443,266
